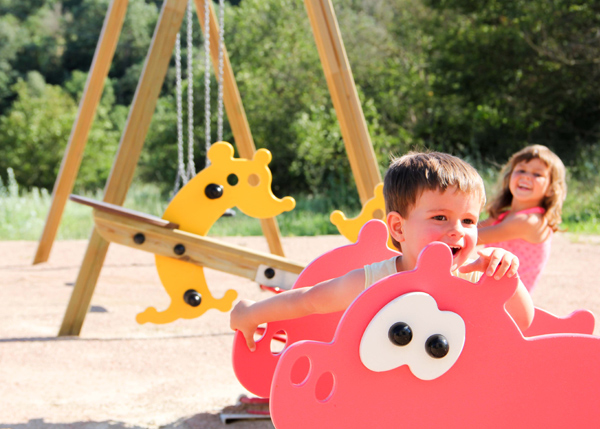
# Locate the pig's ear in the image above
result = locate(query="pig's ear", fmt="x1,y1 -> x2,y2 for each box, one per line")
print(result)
477,272 -> 521,307
415,242 -> 453,274
356,219 -> 389,248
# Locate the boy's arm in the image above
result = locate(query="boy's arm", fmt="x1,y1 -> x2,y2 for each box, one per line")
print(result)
478,213 -> 548,244
230,268 -> 366,350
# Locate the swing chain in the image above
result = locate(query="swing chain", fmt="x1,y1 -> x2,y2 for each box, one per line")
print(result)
217,0 -> 225,144
173,0 -> 197,197
174,0 -> 226,193
203,0 -> 211,167
186,0 -> 195,180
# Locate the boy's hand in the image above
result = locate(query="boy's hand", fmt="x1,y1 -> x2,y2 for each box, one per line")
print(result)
230,299 -> 258,351
459,247 -> 519,280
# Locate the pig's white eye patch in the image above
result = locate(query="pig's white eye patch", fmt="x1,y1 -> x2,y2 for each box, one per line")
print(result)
359,292 -> 465,380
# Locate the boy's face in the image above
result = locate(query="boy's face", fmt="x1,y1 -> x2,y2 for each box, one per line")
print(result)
388,187 -> 480,271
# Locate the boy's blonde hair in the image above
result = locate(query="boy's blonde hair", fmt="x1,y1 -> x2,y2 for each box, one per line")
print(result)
486,145 -> 566,232
384,151 -> 486,218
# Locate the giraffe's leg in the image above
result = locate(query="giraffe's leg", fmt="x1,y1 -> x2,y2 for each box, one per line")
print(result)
136,256 -> 238,324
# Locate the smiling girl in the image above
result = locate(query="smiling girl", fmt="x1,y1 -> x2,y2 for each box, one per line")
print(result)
478,145 -> 567,292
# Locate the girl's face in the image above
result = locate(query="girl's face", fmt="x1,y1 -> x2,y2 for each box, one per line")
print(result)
509,158 -> 551,207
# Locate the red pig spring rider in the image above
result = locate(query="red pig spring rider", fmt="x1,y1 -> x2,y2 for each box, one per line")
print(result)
232,220 -> 600,428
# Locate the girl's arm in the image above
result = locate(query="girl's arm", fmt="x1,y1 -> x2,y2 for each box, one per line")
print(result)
478,212 -> 549,245
505,280 -> 535,332
459,247 -> 534,331
477,217 -> 495,228
230,268 -> 367,350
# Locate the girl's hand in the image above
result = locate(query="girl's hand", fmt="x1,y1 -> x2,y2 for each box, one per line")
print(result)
459,247 -> 520,280
230,299 -> 259,351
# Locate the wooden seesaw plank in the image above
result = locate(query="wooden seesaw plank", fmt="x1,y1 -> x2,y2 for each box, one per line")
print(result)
69,194 -> 179,229
72,195 -> 305,284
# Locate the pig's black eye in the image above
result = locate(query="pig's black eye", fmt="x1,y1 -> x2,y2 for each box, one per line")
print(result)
388,322 -> 412,346
425,334 -> 449,358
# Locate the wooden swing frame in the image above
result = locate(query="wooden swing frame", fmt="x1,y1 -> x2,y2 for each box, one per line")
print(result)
33,0 -> 382,336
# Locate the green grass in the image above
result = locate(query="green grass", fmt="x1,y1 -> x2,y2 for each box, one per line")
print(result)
1,166 -> 598,240
0,168 -> 357,240
561,182 -> 600,235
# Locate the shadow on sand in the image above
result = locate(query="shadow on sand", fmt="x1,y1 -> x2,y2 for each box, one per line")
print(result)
3,413 -> 274,429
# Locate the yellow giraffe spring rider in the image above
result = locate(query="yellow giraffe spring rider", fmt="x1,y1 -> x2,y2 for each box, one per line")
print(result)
142,142 -> 296,323
330,182 -> 391,247
73,142 -> 300,324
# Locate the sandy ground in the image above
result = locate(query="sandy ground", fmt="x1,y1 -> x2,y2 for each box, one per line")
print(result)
1,233 -> 599,428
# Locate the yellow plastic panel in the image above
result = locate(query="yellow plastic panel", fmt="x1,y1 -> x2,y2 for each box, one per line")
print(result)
330,183 -> 393,248
137,142 -> 295,324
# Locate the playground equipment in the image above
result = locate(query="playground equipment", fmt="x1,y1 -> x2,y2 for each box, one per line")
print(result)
232,220 -> 597,407
233,219 -> 399,398
34,0 -> 382,267
267,240 -> 600,428
330,182 -> 389,245
73,142 -> 301,325
31,0 -> 385,336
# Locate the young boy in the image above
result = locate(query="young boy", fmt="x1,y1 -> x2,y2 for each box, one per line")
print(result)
231,152 -> 534,350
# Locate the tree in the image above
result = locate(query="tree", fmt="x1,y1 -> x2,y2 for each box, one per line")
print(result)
420,0 -> 600,166
0,71 -> 121,190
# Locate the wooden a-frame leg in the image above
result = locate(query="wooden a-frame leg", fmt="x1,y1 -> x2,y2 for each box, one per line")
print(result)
33,0 -> 129,265
58,0 -> 189,336
58,230 -> 110,336
304,0 -> 382,203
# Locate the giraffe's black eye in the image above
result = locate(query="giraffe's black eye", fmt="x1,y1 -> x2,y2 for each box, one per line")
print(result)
227,174 -> 239,186
205,183 -> 223,199
388,322 -> 413,346
183,289 -> 202,307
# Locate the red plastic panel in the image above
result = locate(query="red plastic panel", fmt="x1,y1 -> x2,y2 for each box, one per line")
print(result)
271,243 -> 600,428
232,220 -> 399,398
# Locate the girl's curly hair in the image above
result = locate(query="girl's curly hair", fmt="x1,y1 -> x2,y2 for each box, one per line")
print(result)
486,145 -> 566,232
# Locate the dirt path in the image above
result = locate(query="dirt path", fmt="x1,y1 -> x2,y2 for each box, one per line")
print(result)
1,233 -> 599,428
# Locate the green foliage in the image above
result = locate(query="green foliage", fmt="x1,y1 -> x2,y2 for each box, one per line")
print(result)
0,72 -> 121,190
419,0 -> 600,165
62,0 -> 159,103
0,74 -> 78,189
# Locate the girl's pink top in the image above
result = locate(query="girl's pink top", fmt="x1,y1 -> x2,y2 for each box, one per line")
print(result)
485,207 -> 552,292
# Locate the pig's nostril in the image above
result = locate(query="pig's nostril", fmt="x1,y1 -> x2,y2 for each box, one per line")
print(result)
290,355 -> 311,386
315,371 -> 335,402
270,329 -> 287,355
